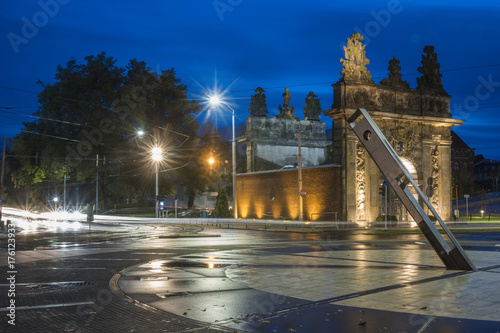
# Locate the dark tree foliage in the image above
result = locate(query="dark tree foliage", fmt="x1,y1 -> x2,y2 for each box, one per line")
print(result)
11,53 -> 206,209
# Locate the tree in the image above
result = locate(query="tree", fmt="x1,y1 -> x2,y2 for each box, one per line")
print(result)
10,53 -> 206,210
211,188 -> 231,218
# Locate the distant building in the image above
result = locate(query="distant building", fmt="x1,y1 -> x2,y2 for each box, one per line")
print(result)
474,155 -> 500,192
450,131 -> 475,197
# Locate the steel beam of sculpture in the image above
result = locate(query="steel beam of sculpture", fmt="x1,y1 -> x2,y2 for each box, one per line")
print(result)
348,108 -> 476,270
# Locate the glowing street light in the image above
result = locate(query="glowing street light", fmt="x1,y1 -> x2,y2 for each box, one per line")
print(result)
151,147 -> 163,162
209,94 -> 221,107
52,196 -> 60,212
151,146 -> 163,218
137,130 -> 145,137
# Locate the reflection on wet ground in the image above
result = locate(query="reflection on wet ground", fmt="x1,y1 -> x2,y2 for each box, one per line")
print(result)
3,211 -> 500,332
117,242 -> 500,332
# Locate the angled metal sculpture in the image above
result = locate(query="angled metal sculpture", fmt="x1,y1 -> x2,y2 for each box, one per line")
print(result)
348,108 -> 476,270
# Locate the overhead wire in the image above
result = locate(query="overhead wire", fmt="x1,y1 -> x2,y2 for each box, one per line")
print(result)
0,107 -> 84,127
21,130 -> 81,143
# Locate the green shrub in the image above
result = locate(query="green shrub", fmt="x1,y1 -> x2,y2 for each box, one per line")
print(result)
211,188 -> 232,218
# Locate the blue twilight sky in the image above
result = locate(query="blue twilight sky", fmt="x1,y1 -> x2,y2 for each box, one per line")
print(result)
1,0 -> 500,159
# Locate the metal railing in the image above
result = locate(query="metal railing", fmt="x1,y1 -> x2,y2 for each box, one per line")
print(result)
310,212 -> 338,229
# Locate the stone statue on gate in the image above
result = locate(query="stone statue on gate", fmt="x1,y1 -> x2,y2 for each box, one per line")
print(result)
380,56 -> 410,89
283,87 -> 291,109
340,33 -> 373,83
417,46 -> 446,94
249,87 -> 269,117
276,87 -> 299,120
303,91 -> 322,120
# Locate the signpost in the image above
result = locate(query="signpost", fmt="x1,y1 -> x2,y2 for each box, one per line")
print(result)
464,194 -> 470,217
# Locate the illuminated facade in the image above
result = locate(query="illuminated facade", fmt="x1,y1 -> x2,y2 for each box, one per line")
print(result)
236,165 -> 341,221
235,34 -> 462,224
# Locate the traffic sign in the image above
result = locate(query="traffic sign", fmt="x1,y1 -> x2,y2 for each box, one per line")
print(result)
299,189 -> 307,198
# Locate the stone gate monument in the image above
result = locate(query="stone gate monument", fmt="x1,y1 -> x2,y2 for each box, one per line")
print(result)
325,33 -> 463,224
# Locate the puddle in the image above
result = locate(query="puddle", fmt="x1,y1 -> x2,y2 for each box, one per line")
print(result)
140,277 -> 169,281
181,255 -> 241,261
150,260 -> 232,269
130,252 -> 175,255
156,292 -> 191,298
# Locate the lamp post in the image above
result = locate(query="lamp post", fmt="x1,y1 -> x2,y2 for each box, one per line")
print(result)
96,154 -> 99,215
208,95 -> 237,219
464,194 -> 470,217
231,106 -> 236,219
53,196 -> 59,211
208,156 -> 215,177
151,146 -> 162,218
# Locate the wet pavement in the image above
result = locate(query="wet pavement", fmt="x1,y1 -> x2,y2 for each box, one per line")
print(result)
1,211 -> 500,332
116,246 -> 500,332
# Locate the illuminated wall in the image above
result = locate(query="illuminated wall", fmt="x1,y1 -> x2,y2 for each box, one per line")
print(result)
236,165 -> 341,221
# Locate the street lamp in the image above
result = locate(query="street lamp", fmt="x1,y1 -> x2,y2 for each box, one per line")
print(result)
151,146 -> 163,218
208,94 -> 237,219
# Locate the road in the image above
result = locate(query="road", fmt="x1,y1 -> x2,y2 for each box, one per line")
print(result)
1,208 -> 500,332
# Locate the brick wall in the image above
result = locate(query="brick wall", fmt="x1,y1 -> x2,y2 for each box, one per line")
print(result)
236,165 -> 342,221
